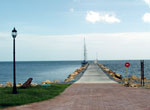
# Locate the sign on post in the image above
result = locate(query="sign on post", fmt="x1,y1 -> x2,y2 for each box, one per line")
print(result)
125,62 -> 130,85
125,62 -> 130,68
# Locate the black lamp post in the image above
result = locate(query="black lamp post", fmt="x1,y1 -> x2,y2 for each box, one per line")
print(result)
12,27 -> 17,94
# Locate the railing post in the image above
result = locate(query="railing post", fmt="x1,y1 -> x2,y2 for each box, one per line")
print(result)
141,60 -> 144,86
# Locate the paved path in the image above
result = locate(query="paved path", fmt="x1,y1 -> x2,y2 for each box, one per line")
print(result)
76,64 -> 116,83
4,84 -> 150,110
4,64 -> 150,110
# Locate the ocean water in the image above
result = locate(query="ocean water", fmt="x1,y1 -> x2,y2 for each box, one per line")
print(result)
1,60 -> 150,84
0,61 -> 81,84
100,60 -> 150,79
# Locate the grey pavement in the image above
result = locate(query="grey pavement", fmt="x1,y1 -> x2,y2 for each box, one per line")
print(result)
75,64 -> 117,83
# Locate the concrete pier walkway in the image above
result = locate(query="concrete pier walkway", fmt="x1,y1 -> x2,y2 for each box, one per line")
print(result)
76,64 -> 116,83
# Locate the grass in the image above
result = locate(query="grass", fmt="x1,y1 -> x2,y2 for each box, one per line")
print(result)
0,83 -> 70,109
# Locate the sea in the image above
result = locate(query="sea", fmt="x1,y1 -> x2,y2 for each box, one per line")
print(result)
0,61 -> 81,84
0,60 -> 150,84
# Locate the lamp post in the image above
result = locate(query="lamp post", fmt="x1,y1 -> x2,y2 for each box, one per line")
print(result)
12,27 -> 17,94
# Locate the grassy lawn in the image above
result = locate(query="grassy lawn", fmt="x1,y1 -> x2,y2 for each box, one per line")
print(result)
0,83 -> 70,109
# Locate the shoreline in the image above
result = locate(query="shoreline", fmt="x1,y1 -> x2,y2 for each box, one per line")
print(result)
0,64 -> 89,88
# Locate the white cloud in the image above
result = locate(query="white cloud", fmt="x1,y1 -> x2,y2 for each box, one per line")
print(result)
142,13 -> 150,22
144,0 -> 150,5
1,32 -> 150,60
85,11 -> 120,24
70,8 -> 74,13
86,11 -> 100,23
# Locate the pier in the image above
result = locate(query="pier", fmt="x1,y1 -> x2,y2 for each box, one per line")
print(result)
76,64 -> 116,83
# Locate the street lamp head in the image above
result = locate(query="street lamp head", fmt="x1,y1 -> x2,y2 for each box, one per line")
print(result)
12,27 -> 17,38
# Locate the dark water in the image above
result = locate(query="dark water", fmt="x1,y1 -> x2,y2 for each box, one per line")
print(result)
0,61 -> 81,84
100,60 -> 150,79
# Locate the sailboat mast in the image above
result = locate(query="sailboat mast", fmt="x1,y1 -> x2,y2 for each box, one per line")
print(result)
81,37 -> 88,66
96,52 -> 98,61
84,37 -> 87,62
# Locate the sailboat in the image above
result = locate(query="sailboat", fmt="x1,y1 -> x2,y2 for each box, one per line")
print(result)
81,38 -> 88,66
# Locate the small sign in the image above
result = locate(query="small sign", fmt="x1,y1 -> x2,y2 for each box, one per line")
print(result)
125,62 -> 130,68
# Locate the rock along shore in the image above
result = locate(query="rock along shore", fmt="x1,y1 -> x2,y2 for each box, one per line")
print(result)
98,64 -> 150,88
64,64 -> 89,83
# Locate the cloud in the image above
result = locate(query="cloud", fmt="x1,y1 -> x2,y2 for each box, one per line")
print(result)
142,13 -> 150,22
70,8 -> 74,13
85,11 -> 120,24
1,32 -> 150,61
144,0 -> 150,5
0,32 -> 10,40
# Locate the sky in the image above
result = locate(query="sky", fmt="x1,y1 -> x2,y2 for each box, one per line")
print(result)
1,0 -> 150,61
